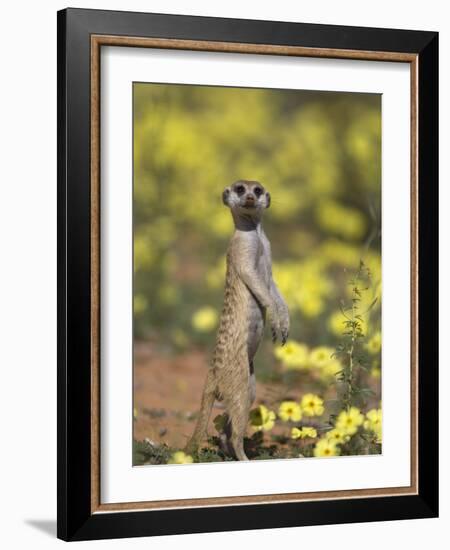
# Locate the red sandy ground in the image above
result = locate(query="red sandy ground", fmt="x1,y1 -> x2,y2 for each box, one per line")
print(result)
133,341 -> 286,450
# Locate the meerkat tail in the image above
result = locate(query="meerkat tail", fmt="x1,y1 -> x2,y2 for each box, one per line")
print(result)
184,370 -> 216,455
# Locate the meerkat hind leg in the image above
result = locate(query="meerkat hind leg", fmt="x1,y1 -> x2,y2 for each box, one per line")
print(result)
224,360 -> 255,461
218,414 -> 235,457
226,380 -> 251,462
228,402 -> 250,461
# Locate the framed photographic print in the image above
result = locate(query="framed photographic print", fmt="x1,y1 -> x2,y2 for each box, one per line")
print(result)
57,7 -> 439,541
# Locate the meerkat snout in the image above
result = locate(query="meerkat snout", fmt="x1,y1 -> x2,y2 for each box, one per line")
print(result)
222,180 -> 271,212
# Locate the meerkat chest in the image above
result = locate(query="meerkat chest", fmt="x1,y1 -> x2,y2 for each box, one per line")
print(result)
255,232 -> 272,287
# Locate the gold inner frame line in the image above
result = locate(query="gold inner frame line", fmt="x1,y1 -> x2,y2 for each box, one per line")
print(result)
90,34 -> 419,514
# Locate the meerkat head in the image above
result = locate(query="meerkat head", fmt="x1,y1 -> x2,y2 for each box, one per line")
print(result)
222,180 -> 271,215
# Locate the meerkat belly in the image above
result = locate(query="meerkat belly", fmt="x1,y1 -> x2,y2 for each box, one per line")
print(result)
247,250 -> 271,359
213,256 -> 269,373
246,296 -> 265,360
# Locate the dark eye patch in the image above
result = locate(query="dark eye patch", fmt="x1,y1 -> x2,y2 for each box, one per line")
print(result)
254,187 -> 263,197
235,185 -> 245,195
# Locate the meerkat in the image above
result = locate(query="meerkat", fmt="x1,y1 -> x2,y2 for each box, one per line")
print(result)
185,180 -> 290,461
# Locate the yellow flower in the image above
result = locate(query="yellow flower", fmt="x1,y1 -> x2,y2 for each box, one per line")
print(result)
191,306 -> 218,332
370,359 -> 381,378
274,341 -> 309,370
313,438 -> 340,457
291,426 -> 317,439
364,408 -> 382,429
249,405 -> 276,432
297,294 -> 324,318
168,451 -> 194,464
309,346 -> 334,368
272,260 -> 331,320
322,358 -> 342,379
366,331 -> 382,354
300,393 -> 325,417
328,310 -> 347,336
364,408 -> 382,443
335,407 -> 364,435
371,366 -> 381,379
325,428 -> 350,445
309,346 -> 342,379
278,401 -> 302,422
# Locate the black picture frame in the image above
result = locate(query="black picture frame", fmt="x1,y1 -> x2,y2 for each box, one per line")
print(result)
57,7 -> 438,541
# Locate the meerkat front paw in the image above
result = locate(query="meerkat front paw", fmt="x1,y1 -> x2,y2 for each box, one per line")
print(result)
268,306 -> 283,344
270,322 -> 280,343
279,305 -> 290,345
272,302 -> 289,345
280,316 -> 289,345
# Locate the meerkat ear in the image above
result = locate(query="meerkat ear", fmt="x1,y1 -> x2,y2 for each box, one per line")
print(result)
265,191 -> 271,208
222,187 -> 231,206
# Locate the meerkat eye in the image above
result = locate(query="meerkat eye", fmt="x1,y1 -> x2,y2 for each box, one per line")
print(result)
254,187 -> 263,197
235,185 -> 245,195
